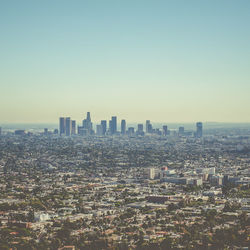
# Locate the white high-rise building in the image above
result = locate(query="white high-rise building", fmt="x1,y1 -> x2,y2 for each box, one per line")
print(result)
145,168 -> 155,179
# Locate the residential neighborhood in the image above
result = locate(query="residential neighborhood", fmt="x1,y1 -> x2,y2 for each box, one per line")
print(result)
0,126 -> 249,249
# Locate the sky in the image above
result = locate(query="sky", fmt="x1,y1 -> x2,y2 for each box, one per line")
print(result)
0,0 -> 250,124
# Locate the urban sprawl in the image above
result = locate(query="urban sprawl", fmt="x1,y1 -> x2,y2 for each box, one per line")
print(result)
0,113 -> 249,249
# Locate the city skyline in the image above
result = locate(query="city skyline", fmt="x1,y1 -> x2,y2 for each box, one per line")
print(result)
1,0 -> 250,123
59,112 -> 203,137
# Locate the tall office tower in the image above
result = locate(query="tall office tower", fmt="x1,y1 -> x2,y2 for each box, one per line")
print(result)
146,120 -> 150,133
77,126 -> 81,135
109,120 -> 112,134
101,120 -> 107,135
65,117 -> 71,136
0,127 -> 2,136
71,120 -> 76,135
111,116 -> 117,135
82,119 -> 88,128
179,126 -> 184,135
196,122 -> 203,138
96,125 -> 103,136
148,123 -> 153,133
87,112 -> 91,122
121,119 -> 126,135
82,112 -> 93,134
137,124 -> 144,135
44,128 -> 48,135
59,117 -> 66,135
162,125 -> 168,136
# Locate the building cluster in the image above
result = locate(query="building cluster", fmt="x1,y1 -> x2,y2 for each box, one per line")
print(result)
59,117 -> 77,136
58,112 -> 203,138
144,166 -> 245,188
0,113 -> 203,139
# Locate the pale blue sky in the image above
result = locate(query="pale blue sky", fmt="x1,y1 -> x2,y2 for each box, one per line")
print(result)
1,0 -> 250,123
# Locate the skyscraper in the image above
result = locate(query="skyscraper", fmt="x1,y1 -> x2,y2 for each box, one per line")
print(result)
101,120 -> 107,135
146,120 -> 150,133
121,119 -> 126,135
96,125 -> 103,136
109,120 -> 112,134
82,112 -> 93,134
87,112 -> 91,122
111,116 -> 117,135
65,117 -> 71,136
147,123 -> 153,133
59,117 -> 66,136
137,124 -> 144,135
71,120 -> 76,135
0,127 -> 2,136
162,125 -> 168,136
196,122 -> 203,138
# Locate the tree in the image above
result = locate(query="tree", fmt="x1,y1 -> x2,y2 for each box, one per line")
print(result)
51,238 -> 61,249
57,226 -> 71,241
239,212 -> 248,228
27,210 -> 34,222
208,196 -> 215,204
160,237 -> 172,249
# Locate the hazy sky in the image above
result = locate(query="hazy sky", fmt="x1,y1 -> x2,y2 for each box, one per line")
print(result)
1,0 -> 250,124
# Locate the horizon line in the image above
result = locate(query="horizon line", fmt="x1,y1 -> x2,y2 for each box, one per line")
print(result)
1,121 -> 250,125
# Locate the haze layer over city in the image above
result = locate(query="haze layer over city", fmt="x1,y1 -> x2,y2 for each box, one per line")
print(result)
0,1 -> 250,250
1,0 -> 250,124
